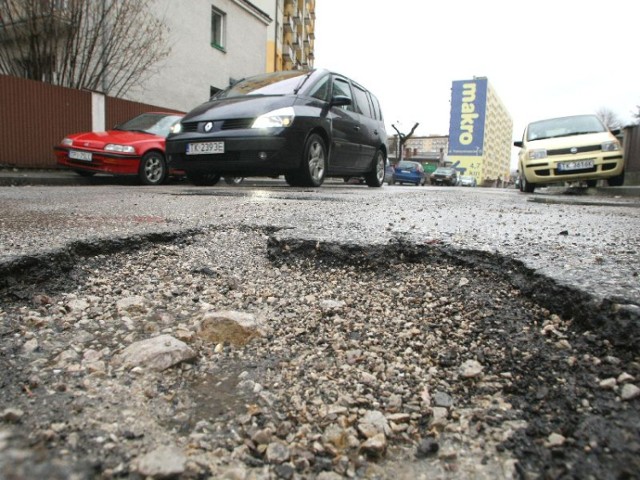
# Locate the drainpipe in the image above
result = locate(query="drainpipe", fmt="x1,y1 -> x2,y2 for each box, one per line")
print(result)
274,0 -> 280,71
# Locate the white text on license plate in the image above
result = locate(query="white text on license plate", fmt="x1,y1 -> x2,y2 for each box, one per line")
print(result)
558,159 -> 594,171
69,150 -> 92,162
187,142 -> 224,155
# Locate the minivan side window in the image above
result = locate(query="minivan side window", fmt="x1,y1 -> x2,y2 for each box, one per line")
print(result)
332,77 -> 354,111
352,84 -> 372,118
308,75 -> 330,102
370,93 -> 382,121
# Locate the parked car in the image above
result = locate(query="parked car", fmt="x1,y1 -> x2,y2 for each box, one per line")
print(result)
514,114 -> 625,193
54,112 -> 183,185
430,166 -> 458,186
390,160 -> 426,185
166,69 -> 388,187
460,175 -> 477,187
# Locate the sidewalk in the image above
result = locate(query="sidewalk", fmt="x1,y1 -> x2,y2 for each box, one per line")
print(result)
0,168 -> 136,186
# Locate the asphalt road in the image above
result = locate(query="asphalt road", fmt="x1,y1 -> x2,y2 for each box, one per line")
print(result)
1,180 -> 639,346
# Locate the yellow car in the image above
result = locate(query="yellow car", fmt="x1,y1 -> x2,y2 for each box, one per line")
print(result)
514,114 -> 624,192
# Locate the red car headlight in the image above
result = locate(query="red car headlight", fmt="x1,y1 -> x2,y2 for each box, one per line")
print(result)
105,144 -> 136,154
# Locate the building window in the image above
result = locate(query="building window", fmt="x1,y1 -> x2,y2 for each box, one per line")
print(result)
211,7 -> 226,50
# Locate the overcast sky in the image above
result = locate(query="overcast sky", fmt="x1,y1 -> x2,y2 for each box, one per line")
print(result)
313,0 -> 640,142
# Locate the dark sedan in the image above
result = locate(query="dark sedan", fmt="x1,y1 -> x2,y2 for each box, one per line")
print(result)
166,69 -> 388,187
430,166 -> 458,186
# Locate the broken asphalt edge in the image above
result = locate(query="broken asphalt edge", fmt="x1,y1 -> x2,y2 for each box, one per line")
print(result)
0,226 -> 637,351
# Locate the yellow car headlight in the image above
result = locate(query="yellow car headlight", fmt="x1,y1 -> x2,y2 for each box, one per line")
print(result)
528,149 -> 547,160
601,141 -> 621,152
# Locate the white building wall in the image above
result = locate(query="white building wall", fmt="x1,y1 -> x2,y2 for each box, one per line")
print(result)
124,0 -> 270,112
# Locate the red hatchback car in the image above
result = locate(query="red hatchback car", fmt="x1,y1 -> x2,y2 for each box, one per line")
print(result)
54,112 -> 183,185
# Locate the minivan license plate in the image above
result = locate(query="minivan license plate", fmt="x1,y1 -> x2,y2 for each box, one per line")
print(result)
186,142 -> 224,155
558,159 -> 594,171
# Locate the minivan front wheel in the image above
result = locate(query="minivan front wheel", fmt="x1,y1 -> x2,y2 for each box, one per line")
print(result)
297,133 -> 326,187
365,150 -> 385,187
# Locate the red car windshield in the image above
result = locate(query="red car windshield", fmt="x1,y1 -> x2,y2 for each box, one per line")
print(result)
116,113 -> 183,137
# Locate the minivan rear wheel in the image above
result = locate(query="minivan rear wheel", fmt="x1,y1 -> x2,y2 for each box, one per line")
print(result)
365,150 -> 385,187
224,176 -> 244,185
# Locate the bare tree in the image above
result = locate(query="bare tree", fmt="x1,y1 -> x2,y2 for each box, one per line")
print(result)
0,0 -> 171,97
595,107 -> 622,130
391,122 -> 419,164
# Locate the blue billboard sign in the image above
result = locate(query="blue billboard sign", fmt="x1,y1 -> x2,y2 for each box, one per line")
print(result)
448,79 -> 487,156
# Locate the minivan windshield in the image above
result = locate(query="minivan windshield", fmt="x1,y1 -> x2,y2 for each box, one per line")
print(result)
526,115 -> 606,142
214,71 -> 312,99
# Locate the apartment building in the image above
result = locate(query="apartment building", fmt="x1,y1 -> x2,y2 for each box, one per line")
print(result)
0,0 -> 275,112
253,0 -> 316,72
128,0 -> 272,112
447,77 -> 513,185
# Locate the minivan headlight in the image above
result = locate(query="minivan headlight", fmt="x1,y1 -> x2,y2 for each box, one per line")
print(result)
528,149 -> 547,160
170,122 -> 182,134
252,107 -> 295,129
601,141 -> 621,152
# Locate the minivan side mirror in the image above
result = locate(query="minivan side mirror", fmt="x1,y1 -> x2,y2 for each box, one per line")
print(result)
513,141 -> 523,148
331,95 -> 352,107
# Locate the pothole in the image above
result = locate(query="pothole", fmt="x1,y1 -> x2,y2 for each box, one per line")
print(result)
0,227 -> 638,479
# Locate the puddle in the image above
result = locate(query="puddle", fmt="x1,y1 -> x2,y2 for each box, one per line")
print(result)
176,369 -> 253,429
171,188 -> 358,202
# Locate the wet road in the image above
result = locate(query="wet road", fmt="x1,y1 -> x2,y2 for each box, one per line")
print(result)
1,180 -> 639,344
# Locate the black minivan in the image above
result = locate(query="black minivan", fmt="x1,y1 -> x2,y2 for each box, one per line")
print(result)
166,69 -> 388,187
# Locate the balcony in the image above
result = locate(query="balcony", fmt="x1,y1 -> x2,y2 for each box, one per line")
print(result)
290,29 -> 299,47
283,0 -> 295,15
283,15 -> 293,33
282,44 -> 295,62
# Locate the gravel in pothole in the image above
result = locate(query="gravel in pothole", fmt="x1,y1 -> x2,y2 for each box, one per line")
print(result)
0,228 -> 638,479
